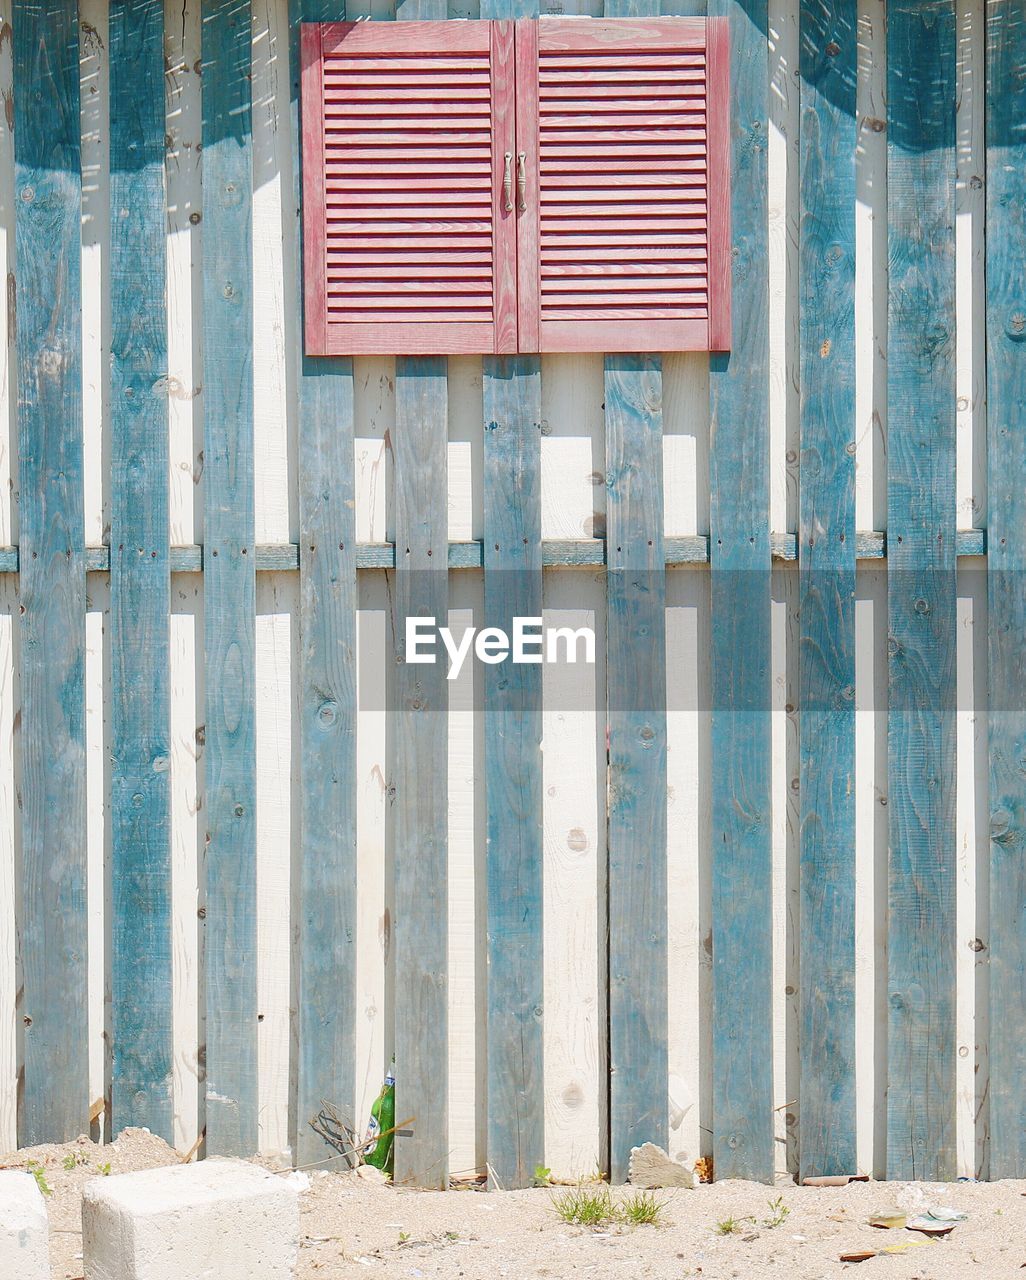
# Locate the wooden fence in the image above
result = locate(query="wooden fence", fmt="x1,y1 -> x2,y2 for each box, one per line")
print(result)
0,0 -> 1014,1187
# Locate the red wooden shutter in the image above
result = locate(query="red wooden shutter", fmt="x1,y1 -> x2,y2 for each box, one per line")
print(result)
515,17 -> 730,354
301,21 -> 517,356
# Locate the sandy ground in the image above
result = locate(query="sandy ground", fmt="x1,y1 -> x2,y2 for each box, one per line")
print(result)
4,1129 -> 1026,1279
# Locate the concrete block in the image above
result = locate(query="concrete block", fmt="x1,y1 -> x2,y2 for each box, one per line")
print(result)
82,1159 -> 300,1280
0,1169 -> 51,1278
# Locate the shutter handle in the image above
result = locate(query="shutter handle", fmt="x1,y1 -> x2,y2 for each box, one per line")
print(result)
502,152 -> 513,213
516,151 -> 527,212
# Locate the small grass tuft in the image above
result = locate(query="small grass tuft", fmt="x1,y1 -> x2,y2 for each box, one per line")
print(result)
762,1196 -> 789,1229
619,1190 -> 667,1226
26,1162 -> 52,1197
552,1185 -> 617,1227
97,1162 -> 112,1176
553,1185 -> 670,1229
713,1214 -> 754,1236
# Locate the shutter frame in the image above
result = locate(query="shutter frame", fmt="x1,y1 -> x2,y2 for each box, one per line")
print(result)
301,20 -> 517,356
515,16 -> 729,355
300,18 -> 731,356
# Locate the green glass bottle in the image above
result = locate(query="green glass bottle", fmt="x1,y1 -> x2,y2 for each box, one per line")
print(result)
363,1061 -> 396,1175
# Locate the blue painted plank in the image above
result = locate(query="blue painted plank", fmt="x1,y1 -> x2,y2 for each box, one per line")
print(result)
797,0 -> 857,1179
886,0 -> 957,1182
481,0 -> 543,1195
12,0 -> 88,1145
597,0 -> 672,1188
386,0 -> 449,1194
984,0 -> 1026,1180
708,0 -> 774,1182
108,0 -> 173,1142
202,0 -> 258,1157
481,357 -> 543,1189
604,356 -> 668,1183
289,0 -> 359,1169
391,362 -> 449,1187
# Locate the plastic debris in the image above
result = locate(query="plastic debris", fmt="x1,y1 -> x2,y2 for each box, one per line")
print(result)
803,1174 -> 870,1187
906,1206 -> 968,1236
868,1207 -> 906,1229
694,1156 -> 713,1184
840,1239 -> 936,1263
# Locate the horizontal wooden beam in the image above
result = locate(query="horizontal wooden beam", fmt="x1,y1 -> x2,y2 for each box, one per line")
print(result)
0,529 -> 989,574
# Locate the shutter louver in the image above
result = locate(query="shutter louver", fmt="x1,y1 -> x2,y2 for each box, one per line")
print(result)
516,17 -> 729,353
302,21 -> 517,355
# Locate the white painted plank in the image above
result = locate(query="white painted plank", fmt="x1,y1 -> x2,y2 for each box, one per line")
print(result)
768,0 -> 798,542
770,565 -> 799,1177
81,0 -> 109,551
956,564 -> 988,1179
85,582 -> 109,1137
662,354 -> 709,540
165,0 -> 203,547
355,574 -> 393,1150
0,0 -> 15,550
540,355 -> 604,542
354,358 -> 395,546
0,575 -> 18,1149
255,573 -> 296,1156
253,0 -> 294,547
542,570 -> 605,1179
448,357 -> 483,545
955,0 -> 985,532
855,567 -> 887,1177
447,575 -> 485,1177
170,575 -> 203,1156
854,0 -> 887,534
665,569 -> 711,1170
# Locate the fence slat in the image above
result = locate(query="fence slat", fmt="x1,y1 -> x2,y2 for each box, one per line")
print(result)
108,0 -> 173,1141
985,0 -> 1026,1180
480,356 -> 544,1189
12,0 -> 88,1145
481,0 -> 544,1196
391,363 -> 449,1187
597,0 -> 670,1187
797,0 -> 857,1179
386,0 -> 450,1196
202,0 -> 258,1156
605,356 -> 668,1182
707,0 -> 773,1183
289,0 -> 359,1169
886,0 -> 957,1181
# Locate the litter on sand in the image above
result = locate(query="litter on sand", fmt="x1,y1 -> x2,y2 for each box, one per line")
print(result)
906,1207 -> 969,1236
839,1238 -> 937,1262
868,1207 -> 906,1229
802,1174 -> 870,1187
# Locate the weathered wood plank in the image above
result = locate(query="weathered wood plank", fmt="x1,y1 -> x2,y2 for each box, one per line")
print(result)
391,363 -> 449,1187
797,0 -> 857,1179
604,356 -> 668,1181
708,0 -> 774,1182
108,0 -> 172,1141
986,0 -> 1026,1179
886,0 -> 957,1181
202,0 -> 258,1156
12,0 -> 88,1145
288,0 -> 359,1169
480,356 -> 544,1189
595,0 -> 673,1188
382,0 -> 450,1193
481,0 -> 544,1195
